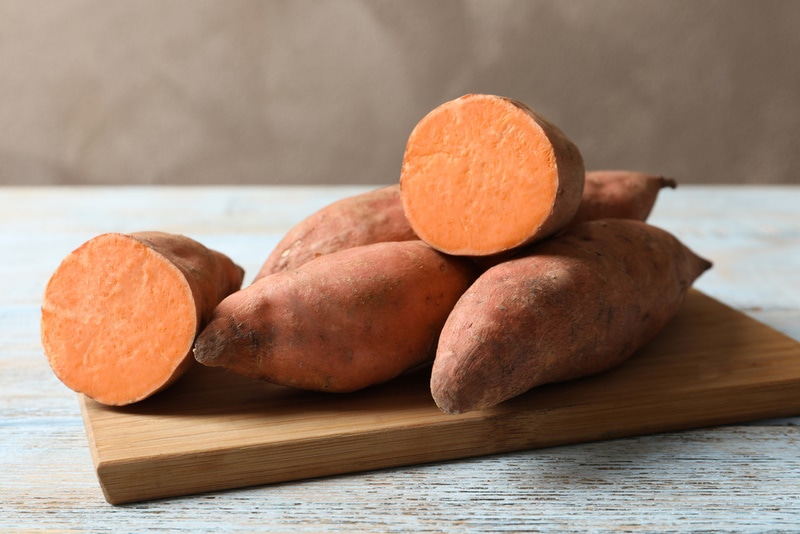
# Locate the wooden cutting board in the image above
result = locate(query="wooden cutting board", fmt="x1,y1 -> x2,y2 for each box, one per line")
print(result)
79,290 -> 800,505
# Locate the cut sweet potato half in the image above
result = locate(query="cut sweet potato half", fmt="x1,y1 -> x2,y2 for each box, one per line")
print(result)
40,232 -> 244,406
400,94 -> 585,256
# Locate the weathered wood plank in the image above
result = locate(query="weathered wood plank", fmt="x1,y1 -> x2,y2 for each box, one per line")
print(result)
2,425 -> 799,531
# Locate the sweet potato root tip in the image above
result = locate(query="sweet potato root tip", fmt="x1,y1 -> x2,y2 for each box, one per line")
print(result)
41,232 -> 244,406
255,184 -> 418,280
660,176 -> 678,189
400,94 -> 585,257
196,240 -> 478,393
431,219 -> 712,414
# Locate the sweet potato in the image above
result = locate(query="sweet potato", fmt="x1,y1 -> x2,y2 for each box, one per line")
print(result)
255,184 -> 417,280
569,170 -> 677,227
41,232 -> 244,406
194,240 -> 478,393
430,219 -> 712,414
400,93 -> 585,256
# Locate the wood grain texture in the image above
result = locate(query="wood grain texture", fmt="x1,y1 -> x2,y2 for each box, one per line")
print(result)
2,186 -> 799,530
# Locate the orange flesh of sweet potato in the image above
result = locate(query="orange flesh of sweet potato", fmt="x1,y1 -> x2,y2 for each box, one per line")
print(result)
41,232 -> 244,406
430,219 -> 712,414
569,170 -> 678,227
195,240 -> 478,393
255,184 -> 417,280
400,94 -> 585,256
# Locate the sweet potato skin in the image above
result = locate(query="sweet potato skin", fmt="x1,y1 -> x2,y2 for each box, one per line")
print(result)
569,170 -> 677,227
195,240 -> 478,393
255,185 -> 417,280
133,231 -> 245,326
430,219 -> 712,414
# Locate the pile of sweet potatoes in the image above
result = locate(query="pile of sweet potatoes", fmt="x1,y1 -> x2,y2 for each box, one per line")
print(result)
41,93 -> 711,412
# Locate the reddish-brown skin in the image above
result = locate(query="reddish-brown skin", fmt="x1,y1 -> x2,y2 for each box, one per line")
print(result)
133,232 -> 245,326
255,185 -> 418,281
195,240 -> 479,393
430,219 -> 712,414
569,170 -> 677,227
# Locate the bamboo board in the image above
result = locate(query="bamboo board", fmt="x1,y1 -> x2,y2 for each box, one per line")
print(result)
79,290 -> 800,505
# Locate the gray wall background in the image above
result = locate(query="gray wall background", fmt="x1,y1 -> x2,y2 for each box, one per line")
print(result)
2,0 -> 798,186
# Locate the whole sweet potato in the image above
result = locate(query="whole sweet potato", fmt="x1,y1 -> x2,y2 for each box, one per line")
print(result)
195,240 -> 478,393
255,184 -> 417,280
430,219 -> 712,414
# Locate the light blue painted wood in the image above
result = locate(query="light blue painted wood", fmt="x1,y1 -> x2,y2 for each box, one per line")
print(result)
2,185 -> 799,531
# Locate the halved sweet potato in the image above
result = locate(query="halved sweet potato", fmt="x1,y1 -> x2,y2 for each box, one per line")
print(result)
400,94 -> 585,256
41,232 -> 244,406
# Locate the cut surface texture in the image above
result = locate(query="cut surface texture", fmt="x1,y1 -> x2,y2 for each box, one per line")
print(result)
430,219 -> 713,414
41,232 -> 244,406
400,94 -> 584,256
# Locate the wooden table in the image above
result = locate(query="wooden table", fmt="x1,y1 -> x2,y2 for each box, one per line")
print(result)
2,185 -> 799,531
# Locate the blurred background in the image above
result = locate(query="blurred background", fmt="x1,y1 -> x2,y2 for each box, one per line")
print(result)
1,0 -> 798,186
